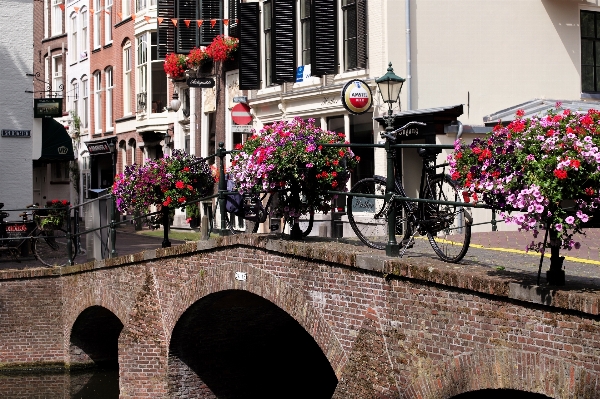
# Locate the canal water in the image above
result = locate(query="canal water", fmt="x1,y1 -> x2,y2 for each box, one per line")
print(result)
0,368 -> 119,399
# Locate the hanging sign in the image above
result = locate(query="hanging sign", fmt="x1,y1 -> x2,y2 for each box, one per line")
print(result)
187,77 -> 215,88
85,140 -> 111,155
340,79 -> 373,115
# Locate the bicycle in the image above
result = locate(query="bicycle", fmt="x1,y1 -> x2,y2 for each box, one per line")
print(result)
0,203 -> 75,267
210,179 -> 314,236
346,121 -> 472,263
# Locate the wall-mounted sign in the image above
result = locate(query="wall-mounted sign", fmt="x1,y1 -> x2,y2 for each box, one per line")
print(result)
34,98 -> 63,118
1,129 -> 31,137
296,64 -> 312,83
187,77 -> 215,88
231,125 -> 253,133
231,103 -> 252,125
85,140 -> 111,155
341,79 -> 373,115
233,96 -> 247,103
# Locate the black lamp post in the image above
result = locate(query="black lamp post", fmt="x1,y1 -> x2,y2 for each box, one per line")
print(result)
107,139 -> 118,258
375,63 -> 405,257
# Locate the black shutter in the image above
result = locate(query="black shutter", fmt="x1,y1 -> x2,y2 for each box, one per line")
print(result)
311,0 -> 337,76
356,0 -> 367,69
228,0 -> 240,38
239,3 -> 260,89
272,0 -> 296,83
158,0 -> 176,59
200,0 -> 222,45
176,0 -> 198,53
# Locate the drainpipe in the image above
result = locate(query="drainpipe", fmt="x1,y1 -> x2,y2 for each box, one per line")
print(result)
406,0 -> 412,110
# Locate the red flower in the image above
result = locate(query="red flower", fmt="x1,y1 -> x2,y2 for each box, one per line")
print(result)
461,191 -> 470,203
331,180 -> 338,188
187,185 -> 193,190
515,109 -> 525,118
585,187 -> 596,196
175,181 -> 185,189
163,196 -> 172,206
61,200 -> 68,205
183,166 -> 190,172
178,197 -> 186,203
570,159 -> 581,169
553,169 -> 568,179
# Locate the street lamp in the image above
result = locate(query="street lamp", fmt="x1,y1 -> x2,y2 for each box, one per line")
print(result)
168,91 -> 181,112
375,62 -> 405,257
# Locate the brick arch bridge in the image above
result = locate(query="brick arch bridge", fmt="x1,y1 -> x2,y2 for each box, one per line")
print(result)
1,235 -> 600,398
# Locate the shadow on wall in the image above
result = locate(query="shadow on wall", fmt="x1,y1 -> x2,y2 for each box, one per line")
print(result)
168,289 -> 338,398
452,388 -> 552,399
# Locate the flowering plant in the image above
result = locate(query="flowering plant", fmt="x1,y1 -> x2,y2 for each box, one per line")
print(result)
36,199 -> 70,230
449,105 -> 600,251
187,47 -> 210,69
112,150 -> 214,214
163,53 -> 187,79
229,117 -> 360,219
205,35 -> 238,62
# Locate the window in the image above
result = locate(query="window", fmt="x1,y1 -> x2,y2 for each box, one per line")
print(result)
93,0 -> 101,48
106,68 -> 113,129
136,0 -> 146,12
342,0 -> 367,71
82,77 -> 89,128
300,0 -> 310,66
52,0 -> 64,36
71,80 -> 79,115
150,32 -> 167,113
94,71 -> 102,132
70,13 -> 78,63
44,0 -> 50,38
123,42 -> 132,114
264,0 -> 272,86
122,0 -> 130,17
137,34 -> 148,98
81,8 -> 88,58
105,0 -> 113,43
227,0 -> 240,38
52,162 -> 70,182
52,56 -> 63,96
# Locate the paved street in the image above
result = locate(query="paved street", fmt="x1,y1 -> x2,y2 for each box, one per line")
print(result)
1,223 -> 599,289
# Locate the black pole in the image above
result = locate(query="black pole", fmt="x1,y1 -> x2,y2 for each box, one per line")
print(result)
385,110 -> 399,257
217,142 -> 230,236
546,228 -> 565,286
66,205 -> 73,265
110,148 -> 118,258
162,206 -> 171,248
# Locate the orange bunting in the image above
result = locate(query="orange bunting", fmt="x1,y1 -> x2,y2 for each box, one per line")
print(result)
90,8 -> 94,14
210,19 -> 216,28
58,3 -> 64,11
73,6 -> 80,12
171,18 -> 178,27
157,17 -> 164,25
118,12 -> 122,19
104,10 -> 110,15
131,13 -> 136,20
144,16 -> 151,23
196,20 -> 203,27
223,19 -> 229,26
184,19 -> 191,27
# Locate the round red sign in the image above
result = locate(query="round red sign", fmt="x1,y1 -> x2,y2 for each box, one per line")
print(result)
231,103 -> 252,125
341,79 -> 373,115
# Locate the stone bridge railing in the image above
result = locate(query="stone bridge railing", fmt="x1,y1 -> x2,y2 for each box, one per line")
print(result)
1,235 -> 600,398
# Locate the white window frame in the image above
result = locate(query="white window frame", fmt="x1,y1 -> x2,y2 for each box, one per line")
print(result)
71,80 -> 79,115
82,76 -> 89,128
52,0 -> 64,36
52,55 -> 63,97
105,0 -> 113,44
81,8 -> 88,59
106,67 -> 113,130
93,0 -> 101,49
137,34 -> 148,96
123,42 -> 132,115
70,13 -> 78,63
94,71 -> 102,132
44,0 -> 50,38
122,0 -> 130,17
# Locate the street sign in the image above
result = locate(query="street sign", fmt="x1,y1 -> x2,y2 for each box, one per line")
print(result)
231,103 -> 252,125
187,77 -> 215,88
233,96 -> 247,103
231,124 -> 253,133
1,129 -> 31,137
85,140 -> 111,155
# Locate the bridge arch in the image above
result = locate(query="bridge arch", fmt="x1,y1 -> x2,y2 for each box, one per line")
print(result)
406,348 -> 600,399
168,289 -> 338,397
164,262 -> 348,376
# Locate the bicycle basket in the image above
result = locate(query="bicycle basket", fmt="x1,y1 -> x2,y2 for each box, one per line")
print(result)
225,179 -> 245,217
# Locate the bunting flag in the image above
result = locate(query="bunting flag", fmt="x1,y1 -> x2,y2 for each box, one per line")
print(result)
184,19 -> 191,27
58,3 -> 64,11
118,12 -> 122,19
131,13 -> 136,21
73,6 -> 80,12
223,19 -> 229,26
157,17 -> 164,25
90,8 -> 94,14
210,19 -> 217,28
171,18 -> 178,27
196,20 -> 203,27
104,10 -> 110,15
144,15 -> 151,23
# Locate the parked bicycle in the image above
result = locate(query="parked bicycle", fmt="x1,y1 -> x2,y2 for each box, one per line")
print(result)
211,179 -> 314,236
0,203 -> 74,267
346,121 -> 472,263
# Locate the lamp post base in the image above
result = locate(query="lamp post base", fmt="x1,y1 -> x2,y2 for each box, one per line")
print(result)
546,255 -> 565,286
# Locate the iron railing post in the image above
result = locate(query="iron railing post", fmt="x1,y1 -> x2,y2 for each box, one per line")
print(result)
66,205 -> 73,265
162,206 -> 171,248
384,114 -> 399,257
217,142 -> 230,236
110,195 -> 118,257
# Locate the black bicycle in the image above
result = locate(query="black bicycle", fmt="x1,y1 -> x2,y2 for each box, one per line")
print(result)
346,122 -> 472,263
211,180 -> 314,236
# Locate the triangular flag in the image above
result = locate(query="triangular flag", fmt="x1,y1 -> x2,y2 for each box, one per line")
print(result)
196,20 -> 203,27
131,13 -> 136,20
118,12 -> 123,19
171,18 -> 178,27
210,19 -> 216,28
73,6 -> 80,12
157,17 -> 164,25
58,3 -> 64,11
144,16 -> 151,23
90,8 -> 94,14
184,19 -> 191,27
223,19 -> 229,26
104,10 -> 110,15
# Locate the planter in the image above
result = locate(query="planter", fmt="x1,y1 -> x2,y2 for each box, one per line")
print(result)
189,218 -> 200,229
37,216 -> 64,231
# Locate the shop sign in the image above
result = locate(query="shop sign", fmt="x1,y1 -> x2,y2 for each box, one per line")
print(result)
341,79 -> 373,115
86,141 -> 111,155
1,129 -> 31,137
187,77 -> 216,88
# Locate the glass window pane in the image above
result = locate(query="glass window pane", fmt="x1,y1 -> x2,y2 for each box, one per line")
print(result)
582,65 -> 594,92
582,11 -> 595,38
583,39 -> 594,66
595,66 -> 600,92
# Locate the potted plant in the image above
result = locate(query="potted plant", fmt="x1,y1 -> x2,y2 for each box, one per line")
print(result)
229,117 -> 359,237
36,199 -> 69,231
186,203 -> 201,229
205,35 -> 238,62
449,104 -> 600,285
112,150 -> 215,219
187,47 -> 212,75
163,53 -> 187,80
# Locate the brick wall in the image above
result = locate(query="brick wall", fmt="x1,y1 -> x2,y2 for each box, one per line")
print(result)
1,237 -> 600,398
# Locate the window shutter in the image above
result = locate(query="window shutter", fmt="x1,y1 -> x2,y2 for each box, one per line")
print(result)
200,0 -> 222,45
228,0 -> 240,38
176,0 -> 197,53
356,0 -> 367,69
311,0 -> 337,76
239,3 -> 260,89
272,0 -> 296,83
158,0 -> 175,59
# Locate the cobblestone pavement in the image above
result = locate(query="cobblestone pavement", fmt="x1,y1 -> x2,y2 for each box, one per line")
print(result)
1,223 -> 598,288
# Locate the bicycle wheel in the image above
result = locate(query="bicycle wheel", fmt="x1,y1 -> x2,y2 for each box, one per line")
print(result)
33,230 -> 73,267
422,175 -> 471,263
347,177 -> 410,250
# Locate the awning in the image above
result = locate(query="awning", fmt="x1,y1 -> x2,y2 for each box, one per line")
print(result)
374,104 -> 464,136
483,99 -> 600,126
39,118 -> 75,162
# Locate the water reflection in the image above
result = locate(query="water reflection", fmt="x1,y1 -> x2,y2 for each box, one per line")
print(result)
0,368 -> 119,399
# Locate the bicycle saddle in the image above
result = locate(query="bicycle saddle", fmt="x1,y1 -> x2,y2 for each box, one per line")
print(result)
417,147 -> 442,157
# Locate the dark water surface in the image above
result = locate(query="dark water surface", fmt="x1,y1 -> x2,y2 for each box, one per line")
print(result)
0,368 -> 119,399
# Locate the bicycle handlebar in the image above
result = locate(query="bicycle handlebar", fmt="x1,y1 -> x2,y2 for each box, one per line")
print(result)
380,121 -> 427,141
